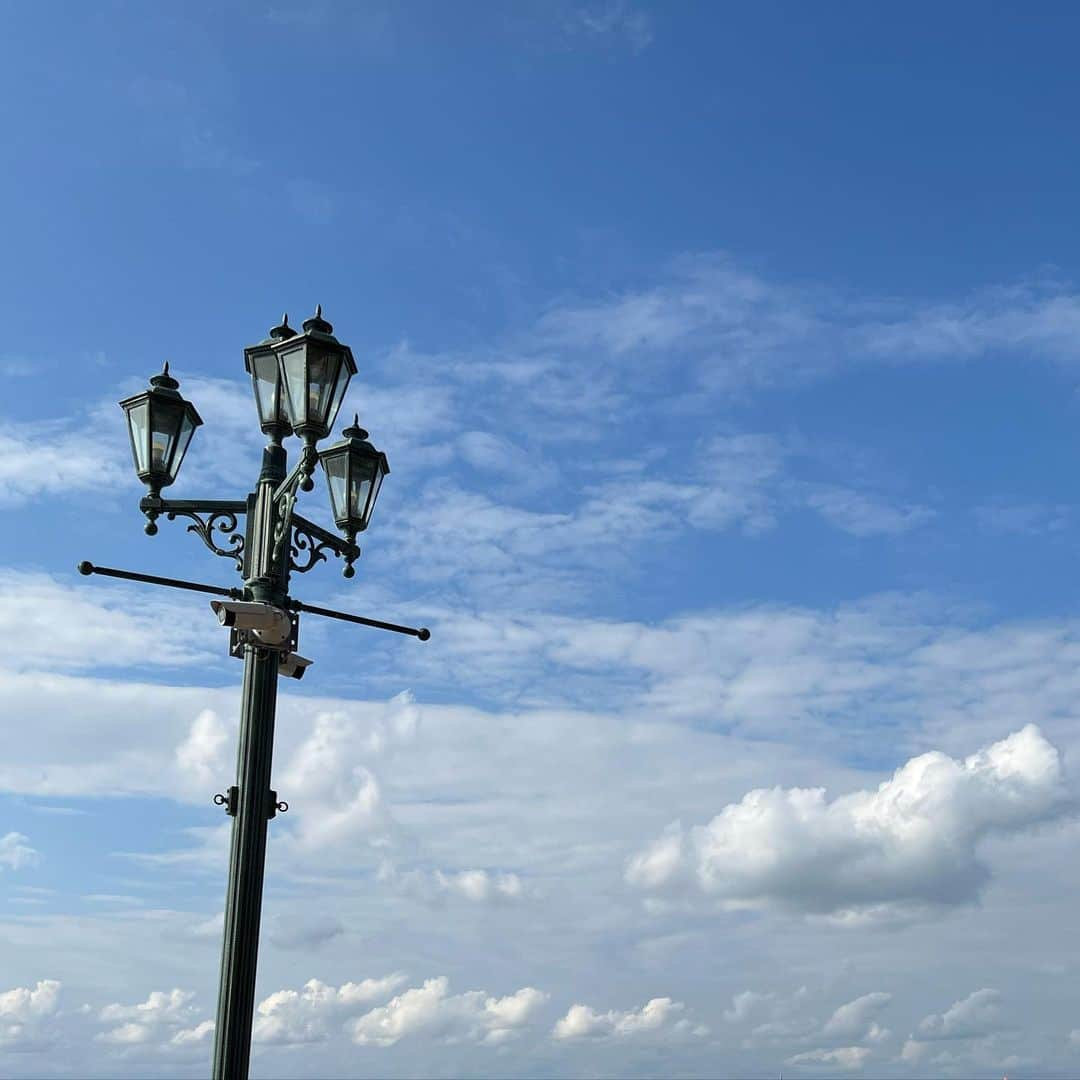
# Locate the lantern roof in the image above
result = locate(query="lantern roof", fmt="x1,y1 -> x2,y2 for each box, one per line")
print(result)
244,314 -> 297,372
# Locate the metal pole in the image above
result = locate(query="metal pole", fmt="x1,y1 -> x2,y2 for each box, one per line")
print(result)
212,446 -> 288,1080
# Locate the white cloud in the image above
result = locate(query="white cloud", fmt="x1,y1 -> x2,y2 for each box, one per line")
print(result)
0,571 -> 219,673
566,2 -> 654,54
803,486 -> 934,537
786,1045 -> 872,1070
916,987 -> 1001,1041
97,988 -> 202,1046
253,975 -> 407,1045
821,992 -> 891,1043
973,499 -> 1070,535
265,912 -> 345,950
170,1019 -> 214,1047
349,977 -> 548,1046
0,422 -> 127,505
552,996 -> 704,1040
723,989 -> 776,1024
279,712 -> 389,853
378,862 -> 526,905
175,709 -> 228,787
627,726 -> 1071,920
456,430 -> 557,489
0,832 -> 37,871
0,979 -> 61,1050
535,256 -> 1080,392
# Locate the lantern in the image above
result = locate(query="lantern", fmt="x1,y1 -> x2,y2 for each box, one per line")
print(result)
272,305 -> 355,446
118,363 -> 202,495
243,314 -> 296,442
318,416 -> 389,535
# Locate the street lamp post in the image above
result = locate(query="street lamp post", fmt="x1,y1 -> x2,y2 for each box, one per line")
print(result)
79,308 -> 429,1080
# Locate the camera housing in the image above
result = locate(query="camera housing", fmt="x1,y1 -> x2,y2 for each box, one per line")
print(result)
278,652 -> 313,680
210,600 -> 293,646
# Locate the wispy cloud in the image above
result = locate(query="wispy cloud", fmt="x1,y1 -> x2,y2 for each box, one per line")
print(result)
563,2 -> 654,54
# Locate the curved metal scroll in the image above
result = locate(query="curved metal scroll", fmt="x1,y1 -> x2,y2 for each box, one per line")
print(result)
289,523 -> 340,574
166,509 -> 245,570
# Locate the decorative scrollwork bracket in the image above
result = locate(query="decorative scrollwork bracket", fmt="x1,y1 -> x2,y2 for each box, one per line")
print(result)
140,498 -> 248,572
288,513 -> 361,576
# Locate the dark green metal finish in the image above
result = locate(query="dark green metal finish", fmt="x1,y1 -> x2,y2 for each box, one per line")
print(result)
212,642 -> 280,1080
291,598 -> 429,640
78,311 -> 431,1080
212,445 -> 288,1080
76,560 -> 242,600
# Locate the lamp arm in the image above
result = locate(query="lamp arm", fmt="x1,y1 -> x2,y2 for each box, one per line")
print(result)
270,444 -> 318,504
139,496 -> 249,571
287,513 -> 361,575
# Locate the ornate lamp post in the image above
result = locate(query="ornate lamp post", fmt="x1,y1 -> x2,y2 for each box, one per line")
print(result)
79,309 -> 428,1080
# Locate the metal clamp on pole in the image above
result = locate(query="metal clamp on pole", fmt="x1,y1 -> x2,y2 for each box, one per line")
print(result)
267,790 -> 288,819
213,787 -> 239,816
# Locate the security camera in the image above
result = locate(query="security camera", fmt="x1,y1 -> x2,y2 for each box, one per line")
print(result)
278,652 -> 313,680
209,600 -> 292,646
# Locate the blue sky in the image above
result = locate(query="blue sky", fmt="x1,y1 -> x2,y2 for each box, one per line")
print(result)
5,2 -> 1080,1076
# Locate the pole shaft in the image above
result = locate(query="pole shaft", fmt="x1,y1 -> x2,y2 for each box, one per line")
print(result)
212,444 -> 288,1080
211,644 -> 278,1080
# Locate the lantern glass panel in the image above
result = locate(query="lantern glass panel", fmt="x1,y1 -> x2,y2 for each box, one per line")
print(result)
326,360 -> 351,433
127,400 -> 150,473
149,405 -> 178,476
279,343 -> 309,427
350,473 -> 373,524
367,467 -> 385,524
173,412 -> 197,479
323,451 -> 349,524
306,348 -> 341,428
251,350 -> 284,428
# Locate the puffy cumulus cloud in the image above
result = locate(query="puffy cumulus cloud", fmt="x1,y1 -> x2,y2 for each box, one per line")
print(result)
786,1045 -> 871,1070
174,709 -> 228,788
377,861 -> 526,905
253,975 -> 407,1045
170,1019 -> 214,1048
0,831 -> 38,871
97,988 -> 205,1047
552,996 -> 706,1041
626,726 -> 1071,921
279,712 -> 389,853
349,977 -> 548,1047
0,979 -> 61,1050
822,992 -> 892,1043
916,988 -> 1001,1041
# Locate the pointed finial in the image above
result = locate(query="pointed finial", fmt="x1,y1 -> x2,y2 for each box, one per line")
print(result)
151,360 -> 180,390
343,414 -> 369,440
302,304 -> 333,335
270,312 -> 296,341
